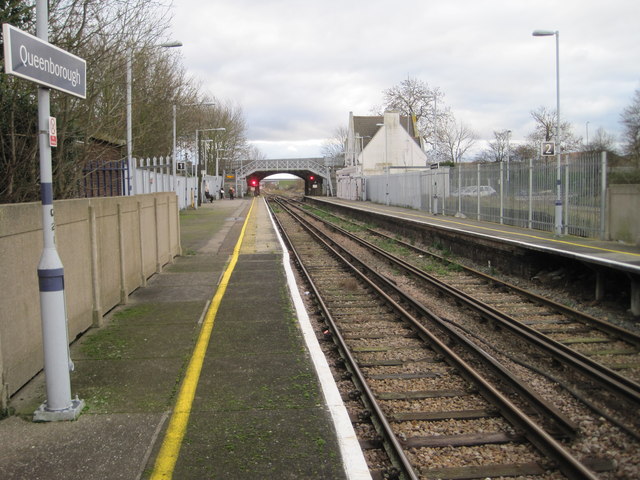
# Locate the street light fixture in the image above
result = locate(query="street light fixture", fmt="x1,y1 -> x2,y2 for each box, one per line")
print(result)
127,41 -> 182,195
202,139 -> 213,176
586,121 -> 590,149
215,148 -> 230,177
173,101 -> 215,195
532,29 -> 562,236
355,135 -> 371,175
195,128 -> 226,169
195,127 -> 226,205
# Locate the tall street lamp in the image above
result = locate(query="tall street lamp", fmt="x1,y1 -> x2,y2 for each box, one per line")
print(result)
127,41 -> 182,196
506,129 -> 512,181
216,148 -> 230,177
195,127 -> 226,205
532,29 -> 562,236
355,135 -> 371,176
586,121 -> 590,149
173,101 -> 215,196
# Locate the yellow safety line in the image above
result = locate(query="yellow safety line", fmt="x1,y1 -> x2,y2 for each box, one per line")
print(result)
360,203 -> 640,258
150,197 -> 256,480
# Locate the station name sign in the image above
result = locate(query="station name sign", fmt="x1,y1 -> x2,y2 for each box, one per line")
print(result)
3,23 -> 86,99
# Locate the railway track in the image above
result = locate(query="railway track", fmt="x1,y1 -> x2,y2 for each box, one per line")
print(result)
268,196 -> 617,479
286,198 -> 640,438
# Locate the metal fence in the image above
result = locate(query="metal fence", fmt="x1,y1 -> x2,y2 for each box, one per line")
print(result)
132,156 -> 199,210
81,158 -> 128,197
363,152 -> 607,239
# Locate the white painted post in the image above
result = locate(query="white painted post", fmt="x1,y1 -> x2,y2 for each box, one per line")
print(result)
499,161 -> 504,224
528,158 -> 533,229
89,205 -> 102,327
600,152 -> 607,240
117,203 -> 127,304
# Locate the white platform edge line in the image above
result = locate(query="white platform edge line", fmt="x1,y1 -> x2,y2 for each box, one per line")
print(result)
264,198 -> 372,480
321,198 -> 640,274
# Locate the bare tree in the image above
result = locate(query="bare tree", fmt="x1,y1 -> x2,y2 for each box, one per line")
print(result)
244,144 -> 267,161
0,0 -> 181,200
526,106 -> 581,156
182,99 -> 248,176
0,1 -> 39,203
378,76 -> 446,150
213,100 -> 248,176
321,126 -> 347,162
585,127 -> 617,154
621,87 -> 640,164
0,0 -> 252,202
487,130 -> 512,162
438,114 -> 478,164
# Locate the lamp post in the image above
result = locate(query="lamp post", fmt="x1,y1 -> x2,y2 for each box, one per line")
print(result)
355,135 -> 371,174
202,139 -> 213,176
532,29 -> 562,236
376,122 -> 390,205
355,135 -> 370,201
215,147 -> 229,177
586,121 -> 590,149
195,127 -> 226,204
506,129 -> 512,181
126,41 -> 182,196
432,95 -> 438,164
172,102 -> 215,198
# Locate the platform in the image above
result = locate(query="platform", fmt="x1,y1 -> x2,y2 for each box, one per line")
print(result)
0,197 -> 370,479
306,196 -> 640,316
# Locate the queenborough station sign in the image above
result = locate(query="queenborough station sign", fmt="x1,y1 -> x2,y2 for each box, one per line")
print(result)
3,23 -> 86,99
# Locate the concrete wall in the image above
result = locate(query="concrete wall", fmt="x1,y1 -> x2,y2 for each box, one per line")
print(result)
0,193 -> 180,406
607,184 -> 640,245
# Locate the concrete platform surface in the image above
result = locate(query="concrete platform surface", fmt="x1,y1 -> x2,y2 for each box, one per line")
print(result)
310,197 -> 640,274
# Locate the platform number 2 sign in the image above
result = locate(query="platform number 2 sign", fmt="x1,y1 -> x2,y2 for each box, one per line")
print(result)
541,141 -> 555,156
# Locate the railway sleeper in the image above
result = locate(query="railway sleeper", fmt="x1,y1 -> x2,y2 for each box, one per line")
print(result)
356,357 -> 437,367
401,431 -> 524,448
418,457 -> 615,479
377,389 -> 474,400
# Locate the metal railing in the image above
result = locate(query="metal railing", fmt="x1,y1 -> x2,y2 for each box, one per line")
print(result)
361,152 -> 607,239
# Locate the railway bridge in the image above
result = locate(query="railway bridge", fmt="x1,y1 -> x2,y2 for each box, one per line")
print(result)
235,157 -> 334,196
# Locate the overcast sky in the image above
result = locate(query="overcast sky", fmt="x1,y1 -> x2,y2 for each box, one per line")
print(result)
170,0 -> 640,159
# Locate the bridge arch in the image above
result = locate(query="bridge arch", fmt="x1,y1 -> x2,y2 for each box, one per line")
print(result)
235,158 -> 334,196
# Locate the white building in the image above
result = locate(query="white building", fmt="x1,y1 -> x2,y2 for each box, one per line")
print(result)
338,111 -> 428,199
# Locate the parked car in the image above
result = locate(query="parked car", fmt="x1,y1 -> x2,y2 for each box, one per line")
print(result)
457,185 -> 496,197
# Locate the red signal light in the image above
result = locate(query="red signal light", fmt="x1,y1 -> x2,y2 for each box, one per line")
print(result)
309,175 -> 315,181
250,179 -> 257,186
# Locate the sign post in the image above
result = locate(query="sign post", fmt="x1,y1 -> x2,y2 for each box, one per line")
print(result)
3,3 -> 86,421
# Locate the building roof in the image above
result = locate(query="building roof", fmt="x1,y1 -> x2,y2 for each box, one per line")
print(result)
353,115 -> 419,149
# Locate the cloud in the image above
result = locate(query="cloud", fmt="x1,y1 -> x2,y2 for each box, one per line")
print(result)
249,139 -> 325,159
172,0 -> 640,158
